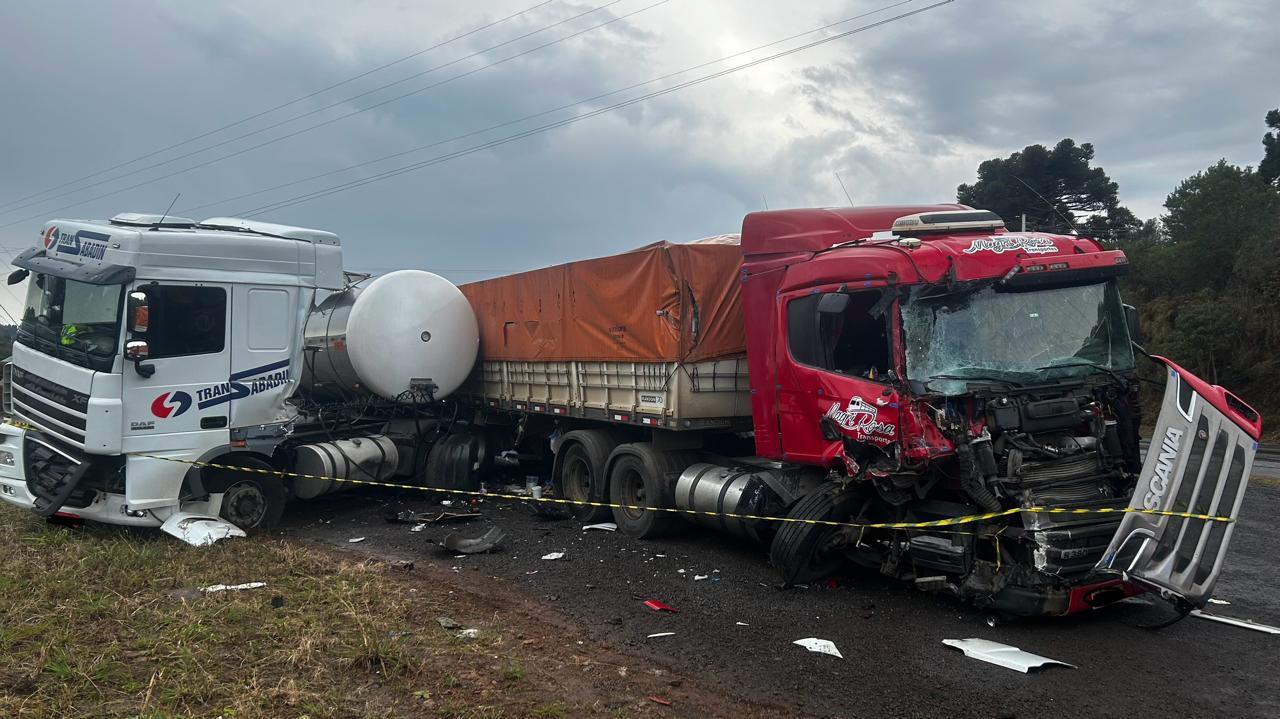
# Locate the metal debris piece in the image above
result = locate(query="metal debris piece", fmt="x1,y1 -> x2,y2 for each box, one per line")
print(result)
159,513 -> 246,547
793,638 -> 843,659
443,527 -> 508,555
942,639 -> 1075,673
201,581 -> 267,594
388,508 -> 481,525
1190,610 -> 1280,634
582,522 -> 618,532
643,599 -> 678,613
647,632 -> 676,638
542,551 -> 566,560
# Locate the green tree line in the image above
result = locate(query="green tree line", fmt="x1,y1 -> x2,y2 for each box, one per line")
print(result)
958,110 -> 1280,434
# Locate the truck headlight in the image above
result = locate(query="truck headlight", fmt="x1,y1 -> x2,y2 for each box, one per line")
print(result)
0,450 -> 14,467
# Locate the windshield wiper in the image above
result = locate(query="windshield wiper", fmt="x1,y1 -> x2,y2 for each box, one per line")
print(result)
926,373 -> 1024,389
1035,360 -> 1129,386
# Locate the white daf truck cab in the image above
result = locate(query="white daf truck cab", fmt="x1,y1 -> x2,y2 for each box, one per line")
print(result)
0,212 -> 480,539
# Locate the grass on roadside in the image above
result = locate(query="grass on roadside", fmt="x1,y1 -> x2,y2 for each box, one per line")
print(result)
0,505 -> 583,718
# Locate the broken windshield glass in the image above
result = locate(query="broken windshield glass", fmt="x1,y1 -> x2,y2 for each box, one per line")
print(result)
901,280 -> 1133,395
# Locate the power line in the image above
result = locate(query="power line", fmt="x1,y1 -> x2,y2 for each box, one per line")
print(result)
182,0 -> 916,216
0,0 -> 669,229
238,1 -> 954,218
0,0 -> 639,222
0,0 -> 556,211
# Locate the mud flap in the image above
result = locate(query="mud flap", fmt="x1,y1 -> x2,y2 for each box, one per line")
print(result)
1097,358 -> 1262,609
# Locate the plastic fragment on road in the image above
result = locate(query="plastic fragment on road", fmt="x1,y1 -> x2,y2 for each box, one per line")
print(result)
793,638 -> 843,659
647,632 -> 676,638
693,574 -> 709,581
201,582 -> 266,594
1190,610 -> 1280,634
735,621 -> 750,626
647,696 -> 673,706
542,551 -> 566,560
443,526 -> 508,554
159,512 -> 246,547
1207,598 -> 1232,605
582,522 -> 617,532
644,599 -> 678,613
348,537 -> 366,543
942,639 -> 1075,673
410,524 -> 426,532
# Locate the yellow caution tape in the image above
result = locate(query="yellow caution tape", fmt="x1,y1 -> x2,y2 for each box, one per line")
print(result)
0,418 -> 1234,530
127,452 -> 1235,531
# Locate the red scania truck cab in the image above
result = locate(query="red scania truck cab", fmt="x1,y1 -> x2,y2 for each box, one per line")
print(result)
455,205 -> 1263,617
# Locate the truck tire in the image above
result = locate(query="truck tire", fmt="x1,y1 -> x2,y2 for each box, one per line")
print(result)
554,430 -> 624,523
205,456 -> 287,534
424,433 -> 481,492
769,483 -> 863,586
607,443 -> 689,539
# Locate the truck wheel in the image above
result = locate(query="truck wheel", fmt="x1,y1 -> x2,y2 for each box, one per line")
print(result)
219,474 -> 287,534
770,484 -> 862,586
608,444 -> 684,539
555,430 -> 622,523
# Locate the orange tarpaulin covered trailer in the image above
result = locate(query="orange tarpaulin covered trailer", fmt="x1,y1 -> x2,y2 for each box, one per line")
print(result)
459,237 -> 745,363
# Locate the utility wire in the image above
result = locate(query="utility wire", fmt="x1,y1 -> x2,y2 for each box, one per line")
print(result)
182,0 -> 916,216
238,1 -> 953,218
0,0 -> 651,225
0,0 -> 556,211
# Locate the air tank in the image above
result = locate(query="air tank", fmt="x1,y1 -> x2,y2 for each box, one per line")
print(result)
301,270 -> 479,401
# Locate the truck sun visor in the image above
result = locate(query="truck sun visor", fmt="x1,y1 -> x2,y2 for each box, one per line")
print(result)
12,247 -> 136,285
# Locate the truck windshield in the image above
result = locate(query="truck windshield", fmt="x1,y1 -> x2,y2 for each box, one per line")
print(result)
18,272 -> 123,371
901,280 -> 1133,394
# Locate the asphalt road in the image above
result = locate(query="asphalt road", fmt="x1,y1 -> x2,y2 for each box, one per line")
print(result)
281,473 -> 1280,718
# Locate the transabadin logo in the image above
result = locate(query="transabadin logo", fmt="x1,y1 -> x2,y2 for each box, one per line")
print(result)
43,226 -> 109,260
1142,426 -> 1184,510
962,235 -> 1056,255
824,396 -> 896,442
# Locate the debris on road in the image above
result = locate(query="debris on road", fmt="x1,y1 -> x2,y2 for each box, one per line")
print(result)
1190,610 -> 1280,634
647,696 -> 673,706
389,560 -> 415,572
387,508 -> 481,525
456,628 -> 480,641
442,527 -> 508,555
436,616 -> 461,630
542,551 -> 566,560
643,599 -> 678,613
942,639 -> 1075,673
1207,598 -> 1232,605
348,537 -> 366,543
582,522 -> 618,532
694,574 -> 709,581
201,581 -> 267,594
410,524 -> 427,532
735,622 -> 750,626
647,632 -> 676,638
793,638 -> 843,659
160,513 -> 246,547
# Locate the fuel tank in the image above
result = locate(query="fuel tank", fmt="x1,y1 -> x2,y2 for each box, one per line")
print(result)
301,270 -> 479,401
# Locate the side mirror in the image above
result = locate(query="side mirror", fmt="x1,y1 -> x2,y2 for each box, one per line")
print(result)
125,340 -> 155,378
127,291 -> 150,333
7,269 -> 28,285
1123,303 -> 1143,345
817,293 -> 850,316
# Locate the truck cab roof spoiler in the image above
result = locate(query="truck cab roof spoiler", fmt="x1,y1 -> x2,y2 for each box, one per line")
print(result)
11,247 -> 136,285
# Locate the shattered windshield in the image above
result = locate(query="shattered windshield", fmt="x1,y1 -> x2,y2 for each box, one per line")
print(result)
901,280 -> 1133,394
20,273 -> 123,369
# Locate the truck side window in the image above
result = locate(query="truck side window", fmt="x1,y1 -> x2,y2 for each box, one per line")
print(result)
141,286 -> 227,358
787,291 -> 891,380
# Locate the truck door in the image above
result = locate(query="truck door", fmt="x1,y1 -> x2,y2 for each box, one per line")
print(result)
776,289 -> 901,465
121,282 -> 232,443
227,285 -> 301,428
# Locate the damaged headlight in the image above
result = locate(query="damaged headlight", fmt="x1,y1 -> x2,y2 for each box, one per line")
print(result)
0,449 -> 14,467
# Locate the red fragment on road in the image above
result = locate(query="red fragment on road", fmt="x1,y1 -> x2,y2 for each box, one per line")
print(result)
643,599 -> 678,613
647,696 -> 673,706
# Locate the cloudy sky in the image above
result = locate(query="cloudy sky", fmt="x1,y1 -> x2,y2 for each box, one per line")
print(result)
1,0 -> 1276,318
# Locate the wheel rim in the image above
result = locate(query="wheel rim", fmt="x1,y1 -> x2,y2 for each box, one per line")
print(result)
618,467 -> 647,520
563,454 -> 592,504
222,481 -> 268,528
